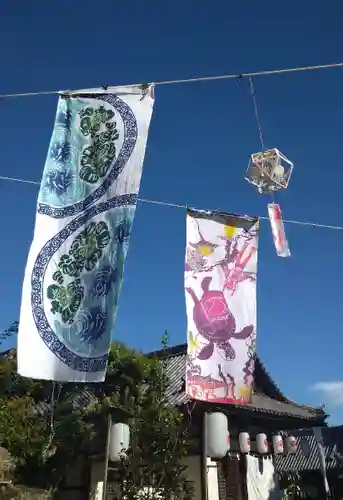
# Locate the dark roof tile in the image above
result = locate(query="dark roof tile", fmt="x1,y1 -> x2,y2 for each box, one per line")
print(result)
275,427 -> 343,472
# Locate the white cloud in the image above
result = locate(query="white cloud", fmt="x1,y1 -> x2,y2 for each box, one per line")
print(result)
313,381 -> 343,406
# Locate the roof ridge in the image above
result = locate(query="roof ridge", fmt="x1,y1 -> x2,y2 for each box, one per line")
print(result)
255,358 -> 324,413
146,343 -> 187,358
279,397 -> 326,413
255,356 -> 287,402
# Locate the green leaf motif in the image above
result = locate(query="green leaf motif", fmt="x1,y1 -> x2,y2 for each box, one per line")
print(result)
47,221 -> 111,324
47,280 -> 84,324
78,105 -> 119,185
58,254 -> 83,278
52,270 -> 64,285
79,122 -> 119,184
79,106 -> 115,137
69,221 -> 111,272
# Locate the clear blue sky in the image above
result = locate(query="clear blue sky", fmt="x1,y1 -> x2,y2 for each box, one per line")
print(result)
0,1 -> 342,422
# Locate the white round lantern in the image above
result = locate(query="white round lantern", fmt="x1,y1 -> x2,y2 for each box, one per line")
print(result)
256,433 -> 268,454
286,436 -> 297,454
272,435 -> 284,454
239,432 -> 251,454
109,422 -> 130,461
205,412 -> 228,458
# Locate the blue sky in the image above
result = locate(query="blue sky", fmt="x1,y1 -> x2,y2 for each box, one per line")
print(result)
1,1 -> 343,422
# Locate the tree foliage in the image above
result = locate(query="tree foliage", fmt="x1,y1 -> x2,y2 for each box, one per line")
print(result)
278,472 -> 306,500
0,321 -> 18,346
0,325 -> 193,500
104,341 -> 194,500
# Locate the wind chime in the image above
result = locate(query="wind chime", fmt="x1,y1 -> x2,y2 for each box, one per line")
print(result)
244,78 -> 292,258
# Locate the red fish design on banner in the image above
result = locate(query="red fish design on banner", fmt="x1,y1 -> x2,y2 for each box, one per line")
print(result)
221,240 -> 257,294
185,209 -> 259,404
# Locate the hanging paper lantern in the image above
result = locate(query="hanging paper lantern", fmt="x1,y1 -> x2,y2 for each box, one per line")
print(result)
245,148 -> 293,195
272,434 -> 284,454
205,412 -> 228,458
227,431 -> 231,452
256,433 -> 269,454
109,423 -> 130,461
286,436 -> 297,454
239,432 -> 251,454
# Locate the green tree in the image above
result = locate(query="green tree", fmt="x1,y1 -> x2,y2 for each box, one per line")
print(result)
278,472 -> 306,500
0,325 -> 193,500
102,340 -> 193,500
0,346 -> 94,492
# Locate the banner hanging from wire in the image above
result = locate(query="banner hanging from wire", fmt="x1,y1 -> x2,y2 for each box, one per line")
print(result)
17,85 -> 155,383
185,209 -> 259,404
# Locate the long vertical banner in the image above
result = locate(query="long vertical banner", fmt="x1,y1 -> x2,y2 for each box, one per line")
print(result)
18,85 -> 155,383
185,209 -> 259,404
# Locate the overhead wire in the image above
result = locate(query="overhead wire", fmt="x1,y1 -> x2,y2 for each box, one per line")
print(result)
1,174 -> 343,232
1,60 -> 343,232
247,76 -> 276,202
248,77 -> 265,151
0,61 -> 342,99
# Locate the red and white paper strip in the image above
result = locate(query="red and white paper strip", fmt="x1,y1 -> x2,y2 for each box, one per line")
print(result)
267,203 -> 291,258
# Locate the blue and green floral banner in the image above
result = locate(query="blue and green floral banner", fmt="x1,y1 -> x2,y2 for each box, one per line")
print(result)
18,86 -> 155,382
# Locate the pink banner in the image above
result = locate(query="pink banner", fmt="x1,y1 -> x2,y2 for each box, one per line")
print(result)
267,203 -> 291,258
185,209 -> 259,404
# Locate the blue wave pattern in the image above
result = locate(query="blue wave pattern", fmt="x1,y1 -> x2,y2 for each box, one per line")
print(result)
31,92 -> 139,373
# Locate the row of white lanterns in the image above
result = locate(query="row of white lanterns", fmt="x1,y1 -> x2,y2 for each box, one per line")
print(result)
108,415 -> 298,462
206,413 -> 297,459
237,431 -> 297,455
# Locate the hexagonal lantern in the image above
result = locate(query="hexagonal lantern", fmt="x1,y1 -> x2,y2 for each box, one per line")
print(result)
245,148 -> 293,194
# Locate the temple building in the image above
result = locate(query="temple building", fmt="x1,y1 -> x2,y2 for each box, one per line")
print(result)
90,343 -> 326,500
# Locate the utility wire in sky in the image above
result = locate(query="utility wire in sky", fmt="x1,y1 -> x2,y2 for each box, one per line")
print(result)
1,174 -> 343,232
0,61 -> 342,99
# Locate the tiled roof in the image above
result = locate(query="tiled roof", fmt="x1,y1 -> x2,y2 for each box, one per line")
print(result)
156,344 -> 325,421
275,426 -> 343,472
